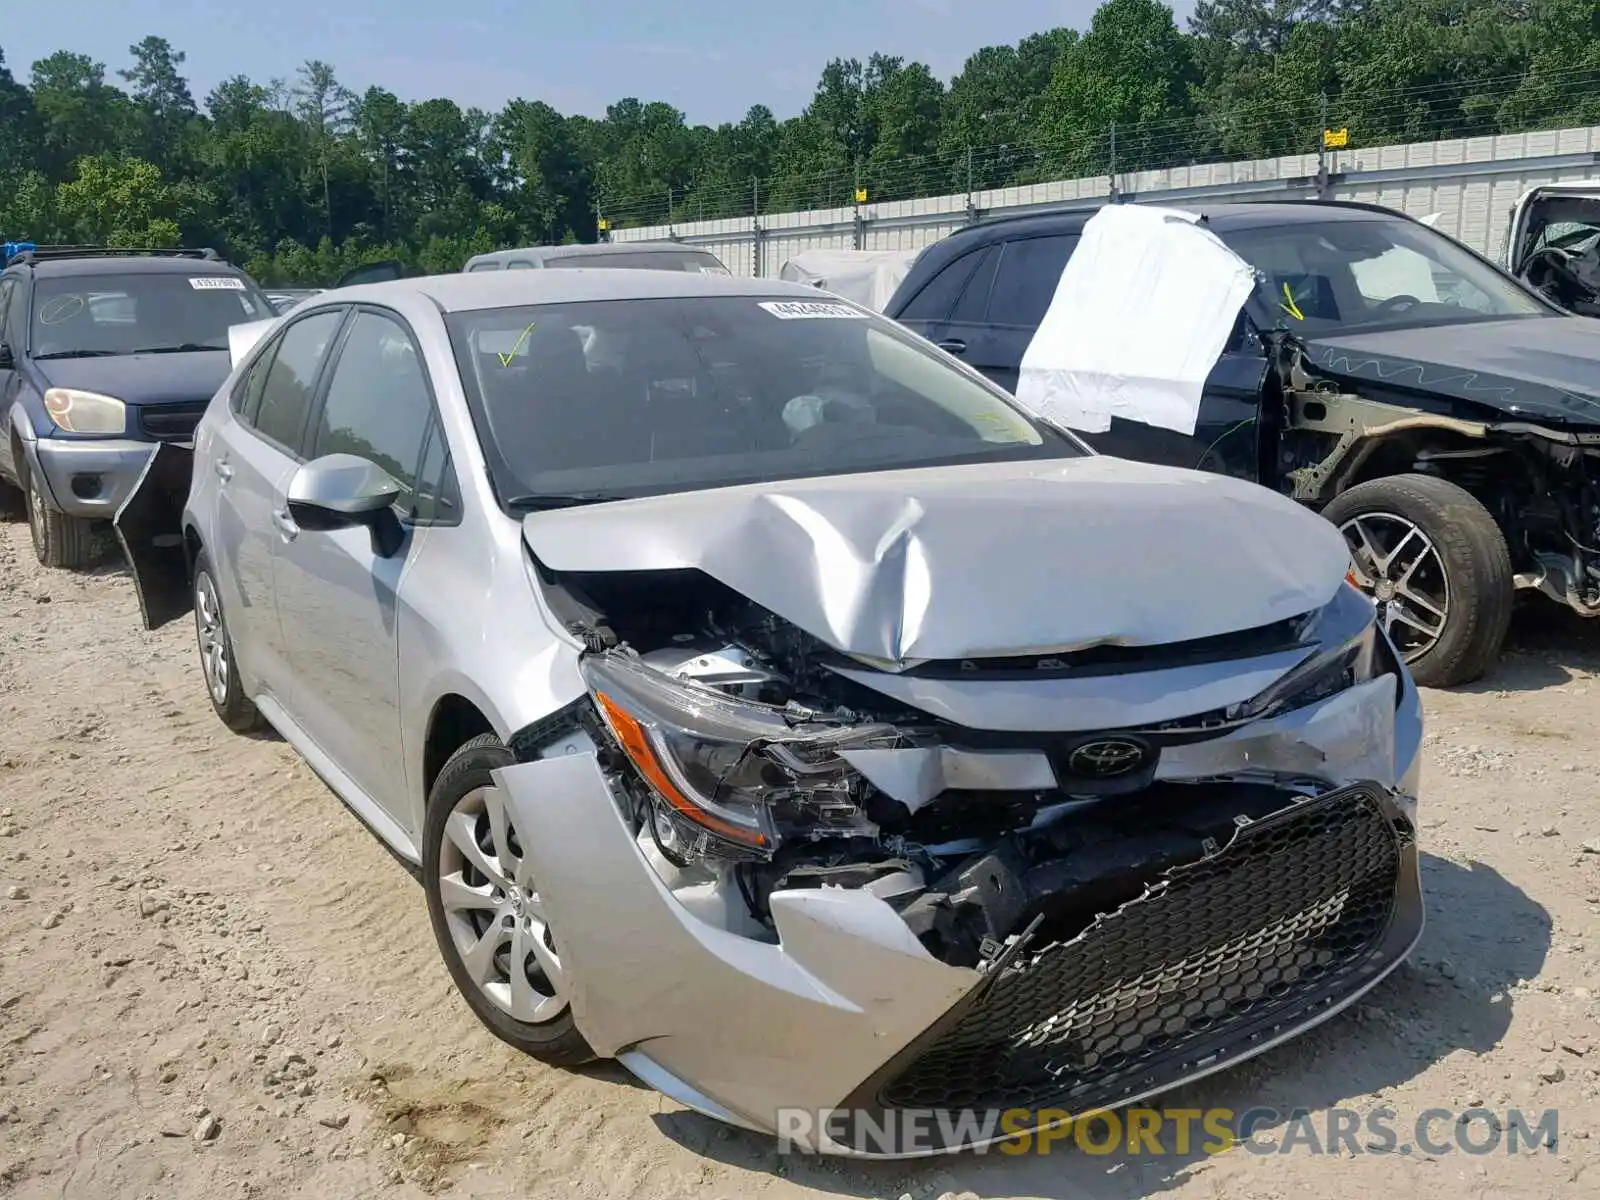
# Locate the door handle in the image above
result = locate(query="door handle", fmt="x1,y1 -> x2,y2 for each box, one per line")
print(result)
271,507 -> 298,541
214,458 -> 234,483
936,339 -> 967,355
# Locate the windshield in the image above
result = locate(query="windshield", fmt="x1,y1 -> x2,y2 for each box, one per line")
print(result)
445,295 -> 1079,508
1221,218 -> 1548,334
542,250 -> 729,273
29,271 -> 276,357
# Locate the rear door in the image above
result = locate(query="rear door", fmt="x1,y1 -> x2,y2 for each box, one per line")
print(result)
968,234 -> 1078,393
218,307 -> 349,700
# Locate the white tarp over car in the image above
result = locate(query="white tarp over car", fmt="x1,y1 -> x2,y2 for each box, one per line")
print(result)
1015,204 -> 1256,436
778,248 -> 922,312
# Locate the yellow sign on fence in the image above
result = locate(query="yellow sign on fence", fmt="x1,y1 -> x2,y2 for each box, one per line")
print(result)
1323,127 -> 1349,148
597,218 -> 610,231
854,188 -> 868,204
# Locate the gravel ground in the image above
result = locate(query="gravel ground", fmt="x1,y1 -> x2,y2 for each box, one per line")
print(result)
1,513 -> 1598,1200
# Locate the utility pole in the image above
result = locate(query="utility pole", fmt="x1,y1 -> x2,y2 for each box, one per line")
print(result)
1316,92 -> 1329,198
1108,122 -> 1120,202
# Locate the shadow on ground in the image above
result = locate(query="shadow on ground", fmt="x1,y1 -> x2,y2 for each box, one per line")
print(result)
649,854 -> 1549,1199
1461,601 -> 1600,694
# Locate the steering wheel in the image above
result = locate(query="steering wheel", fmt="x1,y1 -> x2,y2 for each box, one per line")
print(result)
1371,294 -> 1423,317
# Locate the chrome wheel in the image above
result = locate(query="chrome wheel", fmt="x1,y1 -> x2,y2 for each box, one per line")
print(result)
1340,511 -> 1451,661
194,571 -> 231,707
437,784 -> 567,1025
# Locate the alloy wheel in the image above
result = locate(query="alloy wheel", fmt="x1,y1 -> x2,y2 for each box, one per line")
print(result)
1339,511 -> 1451,662
437,784 -> 567,1025
194,571 -> 232,707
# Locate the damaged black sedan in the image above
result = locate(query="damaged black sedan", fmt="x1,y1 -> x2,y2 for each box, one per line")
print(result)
890,199 -> 1600,687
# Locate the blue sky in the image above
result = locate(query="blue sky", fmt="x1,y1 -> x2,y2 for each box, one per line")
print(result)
3,0 -> 1197,125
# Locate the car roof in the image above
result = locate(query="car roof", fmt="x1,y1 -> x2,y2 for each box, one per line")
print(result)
470,241 -> 719,265
950,199 -> 1412,244
323,268 -> 836,313
18,257 -> 249,279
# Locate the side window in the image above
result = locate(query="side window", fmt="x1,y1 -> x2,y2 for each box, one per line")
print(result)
467,261 -> 499,272
897,247 -> 987,321
253,309 -> 344,455
230,342 -> 276,422
0,279 -> 14,345
949,245 -> 1000,323
412,419 -> 461,525
506,260 -> 536,270
988,235 -> 1080,329
309,310 -> 434,513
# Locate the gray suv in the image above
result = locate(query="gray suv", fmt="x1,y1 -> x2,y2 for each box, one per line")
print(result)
0,246 -> 276,567
118,269 -> 1424,1156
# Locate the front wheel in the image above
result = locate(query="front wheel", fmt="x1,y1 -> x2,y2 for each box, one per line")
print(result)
24,465 -> 98,569
1322,474 -> 1513,688
422,734 -> 594,1067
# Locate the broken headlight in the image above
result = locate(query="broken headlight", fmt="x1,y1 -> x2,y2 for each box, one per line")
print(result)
1235,581 -> 1384,720
582,652 -> 899,862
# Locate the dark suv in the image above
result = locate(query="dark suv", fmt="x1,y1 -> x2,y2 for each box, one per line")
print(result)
886,200 -> 1600,688
0,246 -> 277,567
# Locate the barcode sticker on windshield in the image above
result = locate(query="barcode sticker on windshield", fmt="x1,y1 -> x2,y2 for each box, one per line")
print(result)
758,300 -> 865,320
190,277 -> 246,290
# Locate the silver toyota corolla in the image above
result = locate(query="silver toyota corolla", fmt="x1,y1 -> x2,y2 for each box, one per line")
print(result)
117,269 -> 1424,1157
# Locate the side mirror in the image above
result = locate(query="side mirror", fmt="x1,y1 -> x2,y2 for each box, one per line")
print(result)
0,343 -> 13,369
286,453 -> 406,557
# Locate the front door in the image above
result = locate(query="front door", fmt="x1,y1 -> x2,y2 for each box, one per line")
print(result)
270,307 -> 439,818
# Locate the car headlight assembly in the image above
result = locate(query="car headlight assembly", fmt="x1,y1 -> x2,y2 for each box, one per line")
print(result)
1234,580 -> 1387,721
581,652 -> 898,863
43,388 -> 127,436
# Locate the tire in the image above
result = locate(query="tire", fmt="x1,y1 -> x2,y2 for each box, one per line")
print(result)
193,550 -> 264,733
23,463 -> 98,569
422,733 -> 594,1068
1322,473 -> 1513,688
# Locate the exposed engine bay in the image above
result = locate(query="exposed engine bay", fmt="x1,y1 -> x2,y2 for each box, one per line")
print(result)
1271,336 -> 1600,617
534,564 -> 1362,972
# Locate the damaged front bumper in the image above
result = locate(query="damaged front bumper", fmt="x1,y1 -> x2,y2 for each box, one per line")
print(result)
495,671 -> 1424,1157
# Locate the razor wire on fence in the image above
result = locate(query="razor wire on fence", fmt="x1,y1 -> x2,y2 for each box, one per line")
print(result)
592,64 -> 1600,232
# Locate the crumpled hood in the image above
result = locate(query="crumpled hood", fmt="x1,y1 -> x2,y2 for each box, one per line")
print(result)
522,456 -> 1350,665
1305,316 -> 1600,426
34,350 -> 231,406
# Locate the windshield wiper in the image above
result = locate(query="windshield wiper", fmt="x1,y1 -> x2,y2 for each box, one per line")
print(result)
31,349 -> 120,359
505,492 -> 634,511
127,343 -> 226,354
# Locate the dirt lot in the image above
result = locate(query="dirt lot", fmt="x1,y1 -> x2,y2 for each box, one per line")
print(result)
1,515 -> 1598,1200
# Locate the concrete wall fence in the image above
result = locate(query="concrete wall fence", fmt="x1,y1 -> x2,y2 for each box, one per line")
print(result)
611,124 -> 1600,276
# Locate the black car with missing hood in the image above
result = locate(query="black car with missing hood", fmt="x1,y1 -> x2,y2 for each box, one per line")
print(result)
886,199 -> 1600,688
0,246 -> 277,568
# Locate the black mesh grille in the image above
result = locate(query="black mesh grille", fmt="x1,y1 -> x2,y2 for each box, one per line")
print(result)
137,401 -> 208,442
875,786 -> 1408,1114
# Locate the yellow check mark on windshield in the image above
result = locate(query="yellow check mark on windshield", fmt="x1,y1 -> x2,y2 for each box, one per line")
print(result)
1279,283 -> 1305,321
497,323 -> 536,367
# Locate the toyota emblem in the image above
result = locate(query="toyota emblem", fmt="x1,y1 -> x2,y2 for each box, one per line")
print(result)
1066,738 -> 1149,779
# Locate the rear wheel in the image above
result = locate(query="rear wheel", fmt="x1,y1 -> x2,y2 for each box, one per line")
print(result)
24,464 -> 97,569
423,734 -> 594,1067
193,551 -> 263,732
1322,473 -> 1513,688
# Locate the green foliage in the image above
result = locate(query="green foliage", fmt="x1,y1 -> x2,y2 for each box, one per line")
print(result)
0,6 -> 1592,281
